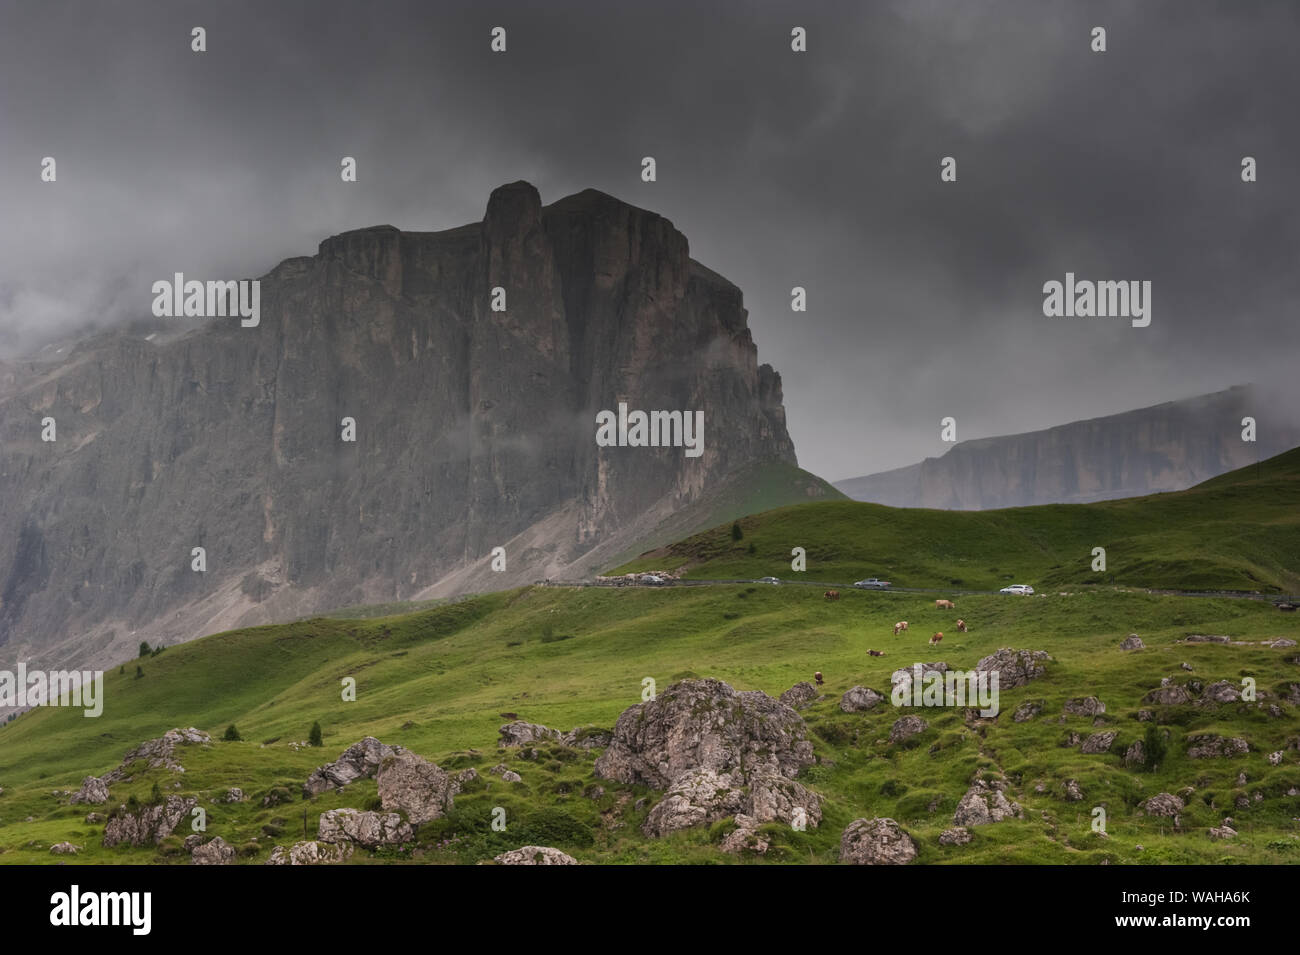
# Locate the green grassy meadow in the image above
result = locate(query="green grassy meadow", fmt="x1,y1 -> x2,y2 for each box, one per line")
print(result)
0,450 -> 1297,864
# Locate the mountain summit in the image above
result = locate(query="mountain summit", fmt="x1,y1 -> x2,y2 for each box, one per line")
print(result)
0,182 -> 831,674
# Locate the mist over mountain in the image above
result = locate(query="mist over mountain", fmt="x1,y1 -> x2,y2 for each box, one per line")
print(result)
835,386 -> 1298,509
0,182 -> 832,675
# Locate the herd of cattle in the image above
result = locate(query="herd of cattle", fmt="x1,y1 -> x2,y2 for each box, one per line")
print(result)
820,590 -> 970,657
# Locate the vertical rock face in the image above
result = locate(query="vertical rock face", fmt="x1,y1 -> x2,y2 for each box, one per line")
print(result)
835,386 -> 1299,509
0,182 -> 813,674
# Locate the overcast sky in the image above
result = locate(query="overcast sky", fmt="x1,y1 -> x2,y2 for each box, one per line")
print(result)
2,0 -> 1297,480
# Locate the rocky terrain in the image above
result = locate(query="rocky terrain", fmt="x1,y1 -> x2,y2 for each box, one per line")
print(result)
0,182 -> 834,677
836,386 -> 1299,509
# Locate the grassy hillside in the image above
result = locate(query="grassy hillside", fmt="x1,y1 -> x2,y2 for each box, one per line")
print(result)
1,581 -> 1297,864
614,448 -> 1300,594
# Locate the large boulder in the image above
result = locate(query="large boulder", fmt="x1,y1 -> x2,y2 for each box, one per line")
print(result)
593,678 -> 814,789
376,751 -> 454,826
1141,793 -> 1185,817
267,841 -> 354,865
973,648 -> 1051,688
494,845 -> 578,865
1186,735 -> 1250,759
191,836 -> 236,865
839,818 -> 917,865
840,685 -> 885,713
1144,684 -> 1193,705
317,809 -> 413,847
1081,732 -> 1118,754
953,780 -> 1022,826
1120,634 -> 1145,650
889,715 -> 929,743
1201,681 -> 1241,703
1064,697 -> 1106,717
303,737 -> 402,796
103,795 -> 197,847
69,776 -> 109,805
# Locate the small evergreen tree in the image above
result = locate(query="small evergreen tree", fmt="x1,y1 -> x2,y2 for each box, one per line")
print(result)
308,721 -> 323,747
223,724 -> 242,742
150,781 -> 162,804
135,665 -> 144,679
731,521 -> 743,542
138,641 -> 152,657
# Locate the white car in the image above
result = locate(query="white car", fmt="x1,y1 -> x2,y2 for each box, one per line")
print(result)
756,577 -> 781,585
1000,584 -> 1035,595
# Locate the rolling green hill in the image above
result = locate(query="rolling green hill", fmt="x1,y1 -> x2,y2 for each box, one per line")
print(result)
0,448 -> 1297,865
615,448 -> 1300,594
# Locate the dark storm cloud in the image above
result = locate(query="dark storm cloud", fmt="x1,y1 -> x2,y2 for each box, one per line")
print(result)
1,0 -> 1296,479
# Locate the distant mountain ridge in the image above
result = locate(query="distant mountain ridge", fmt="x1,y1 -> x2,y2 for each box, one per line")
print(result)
835,386 -> 1298,509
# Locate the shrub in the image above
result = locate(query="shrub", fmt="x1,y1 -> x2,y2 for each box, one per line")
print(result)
134,665 -> 144,679
520,808 -> 594,848
223,724 -> 242,742
308,721 -> 323,747
138,641 -> 151,658
730,522 -> 743,542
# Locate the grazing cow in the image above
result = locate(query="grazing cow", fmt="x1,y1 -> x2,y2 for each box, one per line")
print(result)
936,599 -> 955,610
955,618 -> 968,633
824,590 -> 840,601
893,621 -> 909,635
929,632 -> 944,646
868,649 -> 885,657
814,671 -> 824,686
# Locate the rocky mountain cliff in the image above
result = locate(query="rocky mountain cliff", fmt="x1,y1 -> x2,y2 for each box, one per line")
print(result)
835,386 -> 1298,509
0,182 -> 833,674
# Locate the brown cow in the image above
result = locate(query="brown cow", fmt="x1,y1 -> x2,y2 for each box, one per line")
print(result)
824,590 -> 840,600
936,599 -> 955,610
893,621 -> 909,635
955,618 -> 968,633
929,632 -> 944,646
867,649 -> 886,657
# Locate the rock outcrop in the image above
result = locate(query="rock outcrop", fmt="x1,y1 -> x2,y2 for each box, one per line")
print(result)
376,751 -> 454,825
303,737 -> 402,796
839,818 -> 918,865
267,841 -> 354,865
103,795 -> 197,847
191,836 -> 236,865
317,809 -> 413,847
101,728 -> 210,784
840,685 -> 885,713
494,846 -> 578,865
69,776 -> 109,805
974,649 -> 1051,688
1186,735 -> 1250,759
953,779 -> 1023,826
